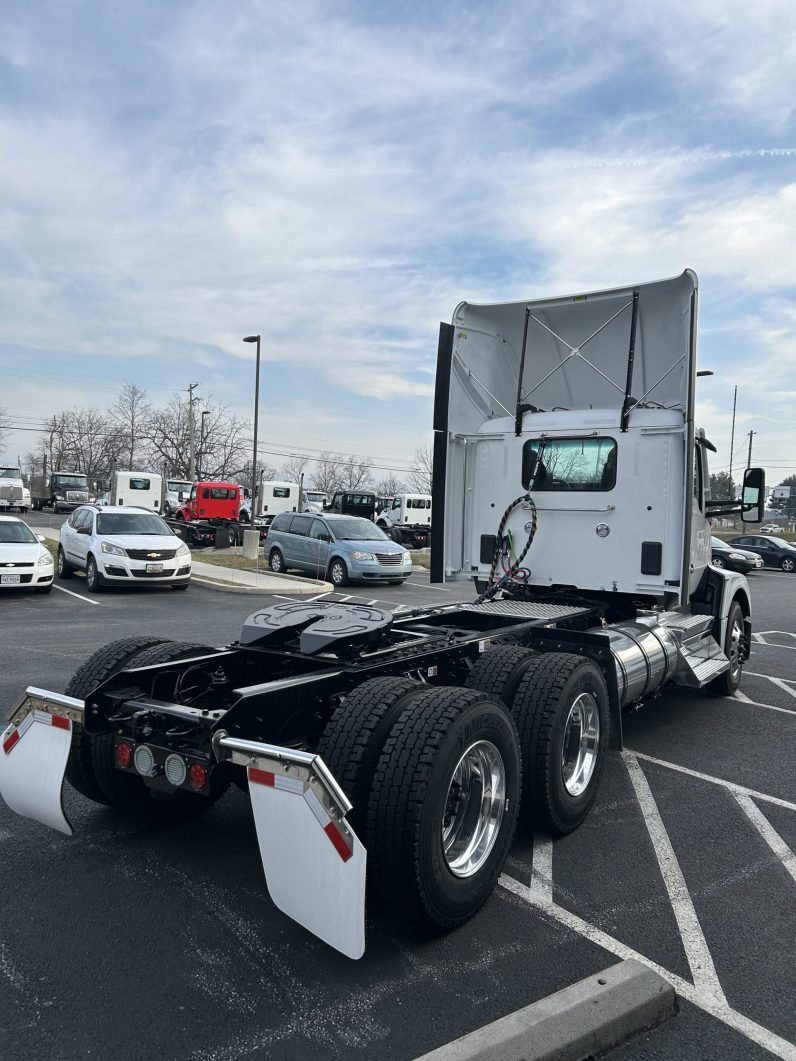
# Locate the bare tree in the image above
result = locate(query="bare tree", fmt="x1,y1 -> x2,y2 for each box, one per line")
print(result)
375,473 -> 405,498
279,454 -> 309,484
110,382 -> 151,470
407,444 -> 433,493
311,452 -> 343,496
338,454 -> 373,491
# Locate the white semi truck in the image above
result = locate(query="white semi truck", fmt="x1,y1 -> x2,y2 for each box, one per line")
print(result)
104,471 -> 163,512
0,466 -> 31,513
0,270 -> 764,961
376,493 -> 432,548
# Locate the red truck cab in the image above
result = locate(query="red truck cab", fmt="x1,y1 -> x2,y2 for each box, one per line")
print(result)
175,481 -> 241,522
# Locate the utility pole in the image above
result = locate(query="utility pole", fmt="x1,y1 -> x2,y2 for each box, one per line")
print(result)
746,429 -> 755,469
187,383 -> 199,480
728,384 -> 737,498
242,335 -> 261,513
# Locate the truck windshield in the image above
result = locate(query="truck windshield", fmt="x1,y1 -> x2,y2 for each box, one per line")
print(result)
167,481 -> 192,494
0,468 -> 21,479
332,518 -> 389,541
96,513 -> 172,536
53,475 -> 88,488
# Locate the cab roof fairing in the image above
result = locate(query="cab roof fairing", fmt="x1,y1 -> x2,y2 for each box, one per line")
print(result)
447,270 -> 697,438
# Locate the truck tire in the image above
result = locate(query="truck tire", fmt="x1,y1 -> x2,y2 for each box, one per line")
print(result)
707,600 -> 746,696
85,555 -> 104,593
511,653 -> 609,835
316,676 -> 424,836
88,640 -> 228,818
64,636 -> 165,804
56,545 -> 74,579
367,687 -> 521,929
465,645 -> 537,705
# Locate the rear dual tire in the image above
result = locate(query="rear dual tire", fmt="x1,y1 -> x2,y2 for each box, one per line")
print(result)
318,679 -> 521,929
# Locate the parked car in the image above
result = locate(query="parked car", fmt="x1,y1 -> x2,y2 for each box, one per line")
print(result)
265,513 -> 413,586
58,505 -> 192,592
725,534 -> 796,572
0,515 -> 53,594
710,536 -> 763,573
760,523 -> 784,534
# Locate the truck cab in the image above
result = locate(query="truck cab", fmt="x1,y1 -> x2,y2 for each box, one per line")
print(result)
327,492 -> 377,521
175,481 -> 240,523
107,471 -> 163,512
376,493 -> 432,547
0,467 -> 30,514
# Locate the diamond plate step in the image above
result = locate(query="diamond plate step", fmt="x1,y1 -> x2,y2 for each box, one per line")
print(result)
673,635 -> 729,687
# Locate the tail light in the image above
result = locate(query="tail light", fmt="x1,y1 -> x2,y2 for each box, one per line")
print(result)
115,742 -> 133,769
133,745 -> 156,777
164,754 -> 187,788
188,763 -> 208,791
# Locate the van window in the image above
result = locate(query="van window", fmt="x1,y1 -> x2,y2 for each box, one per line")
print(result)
129,478 -> 151,491
270,513 -> 292,531
521,438 -> 617,491
289,515 -> 313,536
273,487 -> 291,498
310,520 -> 329,540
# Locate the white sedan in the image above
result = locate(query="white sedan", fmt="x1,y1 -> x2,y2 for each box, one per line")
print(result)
0,515 -> 54,594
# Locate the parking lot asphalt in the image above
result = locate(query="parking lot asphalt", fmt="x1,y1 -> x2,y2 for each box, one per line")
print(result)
0,528 -> 794,1061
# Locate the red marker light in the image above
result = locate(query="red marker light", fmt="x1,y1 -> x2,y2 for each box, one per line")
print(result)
188,763 -> 208,791
115,742 -> 133,769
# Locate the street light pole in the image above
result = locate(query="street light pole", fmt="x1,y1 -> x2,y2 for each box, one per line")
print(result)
243,335 -> 261,514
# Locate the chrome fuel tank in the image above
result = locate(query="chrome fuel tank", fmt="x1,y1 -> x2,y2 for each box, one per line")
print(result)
605,621 -> 679,706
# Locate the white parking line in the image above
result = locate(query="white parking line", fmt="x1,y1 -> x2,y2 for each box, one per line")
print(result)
734,794 -> 796,887
623,753 -> 726,1003
747,671 -> 796,688
53,584 -> 102,606
498,876 -> 796,1061
733,691 -> 796,716
531,833 -> 553,901
629,751 -> 796,812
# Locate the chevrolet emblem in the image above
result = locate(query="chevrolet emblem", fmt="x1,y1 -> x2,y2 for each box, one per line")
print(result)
147,552 -> 160,559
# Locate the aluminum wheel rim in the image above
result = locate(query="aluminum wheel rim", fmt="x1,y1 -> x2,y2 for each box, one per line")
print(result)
561,693 -> 600,797
728,616 -> 743,680
442,740 -> 506,878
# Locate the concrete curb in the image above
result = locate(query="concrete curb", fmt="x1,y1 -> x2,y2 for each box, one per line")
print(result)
413,959 -> 676,1061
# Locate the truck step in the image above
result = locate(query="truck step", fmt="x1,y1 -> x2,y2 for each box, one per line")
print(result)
655,611 -> 715,640
673,635 -> 729,687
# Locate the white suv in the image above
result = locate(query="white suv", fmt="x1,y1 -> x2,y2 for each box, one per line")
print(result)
57,506 -> 192,592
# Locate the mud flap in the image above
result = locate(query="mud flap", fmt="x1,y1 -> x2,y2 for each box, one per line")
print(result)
248,765 -> 367,959
0,709 -> 74,835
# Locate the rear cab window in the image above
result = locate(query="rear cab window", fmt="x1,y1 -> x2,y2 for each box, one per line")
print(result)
522,437 -> 617,491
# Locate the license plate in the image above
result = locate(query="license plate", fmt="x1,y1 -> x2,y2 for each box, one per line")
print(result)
1,574 -> 21,584
146,563 -> 163,573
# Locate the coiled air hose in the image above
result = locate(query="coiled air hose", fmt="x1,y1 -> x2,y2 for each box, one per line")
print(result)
476,492 -> 538,603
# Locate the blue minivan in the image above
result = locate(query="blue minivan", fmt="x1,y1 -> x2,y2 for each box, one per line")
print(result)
265,513 -> 413,586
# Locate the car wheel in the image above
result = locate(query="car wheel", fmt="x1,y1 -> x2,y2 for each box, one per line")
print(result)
712,556 -> 725,568
781,556 -> 795,573
85,555 -> 104,593
269,548 -> 284,573
57,545 -> 74,580
329,558 -> 349,586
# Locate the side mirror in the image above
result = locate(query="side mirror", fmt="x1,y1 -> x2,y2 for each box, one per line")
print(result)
522,448 -> 538,487
77,525 -> 91,535
319,534 -> 332,543
178,492 -> 185,502
741,467 -> 765,523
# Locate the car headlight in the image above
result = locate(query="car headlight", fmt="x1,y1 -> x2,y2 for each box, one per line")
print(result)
403,552 -> 412,564
177,542 -> 190,557
37,552 -> 53,566
54,494 -> 65,500
101,541 -> 126,557
728,552 -> 746,560
352,551 -> 375,561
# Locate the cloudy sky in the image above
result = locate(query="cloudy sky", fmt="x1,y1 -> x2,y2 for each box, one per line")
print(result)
1,0 -> 794,490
